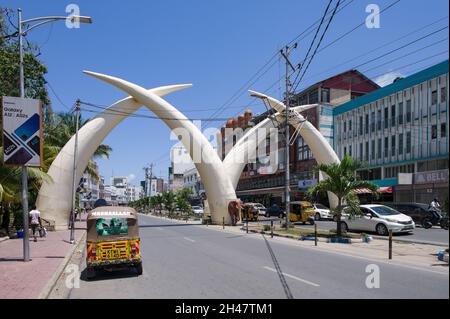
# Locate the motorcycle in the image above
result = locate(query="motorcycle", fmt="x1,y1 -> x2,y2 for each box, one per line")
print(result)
440,211 -> 449,230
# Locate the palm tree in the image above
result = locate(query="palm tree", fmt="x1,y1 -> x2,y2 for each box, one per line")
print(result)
1,147 -> 52,231
162,191 -> 176,217
306,156 -> 378,237
154,194 -> 163,215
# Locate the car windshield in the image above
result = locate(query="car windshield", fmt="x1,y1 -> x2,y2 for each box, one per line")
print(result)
370,206 -> 400,216
192,206 -> 201,209
303,205 -> 314,210
315,204 -> 328,209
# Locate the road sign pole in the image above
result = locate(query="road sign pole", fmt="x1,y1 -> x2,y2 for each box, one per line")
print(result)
18,8 -> 30,262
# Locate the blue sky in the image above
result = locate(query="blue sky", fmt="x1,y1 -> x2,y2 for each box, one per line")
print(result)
7,0 -> 449,185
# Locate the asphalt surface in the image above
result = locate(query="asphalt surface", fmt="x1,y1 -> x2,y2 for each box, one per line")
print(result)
257,217 -> 449,245
69,214 -> 448,299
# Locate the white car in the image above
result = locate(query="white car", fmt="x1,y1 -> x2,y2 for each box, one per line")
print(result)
249,203 -> 267,216
340,204 -> 415,236
313,203 -> 332,220
191,206 -> 204,215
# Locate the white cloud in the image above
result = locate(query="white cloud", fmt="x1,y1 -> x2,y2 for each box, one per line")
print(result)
373,72 -> 404,87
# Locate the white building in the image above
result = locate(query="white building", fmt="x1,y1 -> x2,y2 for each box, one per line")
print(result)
169,142 -> 195,191
183,167 -> 204,196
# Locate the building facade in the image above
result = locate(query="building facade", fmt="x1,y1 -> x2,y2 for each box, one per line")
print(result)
183,167 -> 204,196
333,60 -> 449,203
227,70 -> 379,206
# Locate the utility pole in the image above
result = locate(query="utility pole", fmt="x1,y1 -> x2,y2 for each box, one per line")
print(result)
280,43 -> 298,229
70,99 -> 81,244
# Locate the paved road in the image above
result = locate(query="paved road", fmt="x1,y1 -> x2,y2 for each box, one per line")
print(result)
257,217 -> 449,245
70,214 -> 449,299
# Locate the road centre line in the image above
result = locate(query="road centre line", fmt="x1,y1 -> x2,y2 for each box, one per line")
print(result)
263,266 -> 320,287
184,237 -> 196,243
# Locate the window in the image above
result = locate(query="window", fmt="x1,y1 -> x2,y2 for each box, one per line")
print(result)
384,137 -> 389,157
441,87 -> 447,103
371,140 -> 375,160
391,136 -> 396,156
406,132 -> 411,154
377,110 -> 382,131
377,138 -> 382,159
406,100 -> 411,123
399,133 -> 403,156
344,147 -> 347,156
391,105 -> 396,126
359,142 -> 363,161
441,123 -> 447,138
431,125 -> 438,139
359,116 -> 363,135
365,114 -> 369,134
321,88 -> 330,103
365,141 -> 369,161
398,102 -> 403,125
384,107 -> 389,128
343,121 -> 347,132
371,111 -> 375,132
349,145 -> 352,157
308,89 -> 319,104
432,90 -> 438,105
349,119 -> 352,132
297,136 -> 311,161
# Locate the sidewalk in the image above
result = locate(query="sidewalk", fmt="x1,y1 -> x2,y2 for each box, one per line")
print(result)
0,215 -> 86,299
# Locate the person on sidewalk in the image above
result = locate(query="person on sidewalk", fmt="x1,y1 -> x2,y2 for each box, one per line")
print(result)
29,206 -> 42,242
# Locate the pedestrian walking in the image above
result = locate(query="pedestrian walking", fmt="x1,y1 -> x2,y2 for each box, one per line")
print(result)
29,206 -> 42,242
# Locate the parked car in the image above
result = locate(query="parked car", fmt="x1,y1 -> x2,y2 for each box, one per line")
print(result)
244,203 -> 267,216
265,204 -> 285,218
313,203 -> 332,220
379,202 -> 443,227
340,204 -> 415,236
191,206 -> 204,215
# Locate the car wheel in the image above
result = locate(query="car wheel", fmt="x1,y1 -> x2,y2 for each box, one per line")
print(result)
315,213 -> 321,221
376,224 -> 389,236
341,222 -> 348,233
136,263 -> 143,275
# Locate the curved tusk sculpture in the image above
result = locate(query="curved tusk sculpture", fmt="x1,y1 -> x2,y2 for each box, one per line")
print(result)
37,84 -> 191,230
83,71 -> 237,225
224,90 -> 341,209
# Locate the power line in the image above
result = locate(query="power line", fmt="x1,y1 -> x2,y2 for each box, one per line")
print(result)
292,0 -> 342,91
302,16 -> 449,84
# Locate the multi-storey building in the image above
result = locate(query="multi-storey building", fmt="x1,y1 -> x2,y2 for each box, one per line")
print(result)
168,142 -> 195,191
183,167 -> 204,197
334,60 -> 449,203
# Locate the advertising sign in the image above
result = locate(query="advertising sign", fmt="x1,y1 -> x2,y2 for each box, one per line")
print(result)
298,179 -> 318,190
1,96 -> 42,167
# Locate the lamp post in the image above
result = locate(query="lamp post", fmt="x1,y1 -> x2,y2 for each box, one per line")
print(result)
17,8 -> 92,260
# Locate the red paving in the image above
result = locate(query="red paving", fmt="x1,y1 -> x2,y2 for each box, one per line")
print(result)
0,216 -> 86,299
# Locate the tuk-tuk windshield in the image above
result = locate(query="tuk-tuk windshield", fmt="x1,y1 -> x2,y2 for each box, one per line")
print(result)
96,217 -> 128,237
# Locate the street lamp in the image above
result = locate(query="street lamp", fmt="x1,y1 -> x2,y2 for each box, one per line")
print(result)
17,8 -> 92,261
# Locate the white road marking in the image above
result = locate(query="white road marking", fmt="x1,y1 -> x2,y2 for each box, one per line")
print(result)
184,237 -> 196,243
263,266 -> 320,287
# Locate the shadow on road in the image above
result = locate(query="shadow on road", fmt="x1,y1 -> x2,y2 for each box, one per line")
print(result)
80,266 -> 139,282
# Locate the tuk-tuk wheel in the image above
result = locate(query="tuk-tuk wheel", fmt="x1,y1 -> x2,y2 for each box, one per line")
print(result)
136,263 -> 143,275
86,267 -> 96,280
309,219 -> 315,225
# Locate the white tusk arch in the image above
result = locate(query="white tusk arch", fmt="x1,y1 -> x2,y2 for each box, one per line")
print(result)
82,71 -> 237,225
224,90 -> 340,209
37,84 -> 192,230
